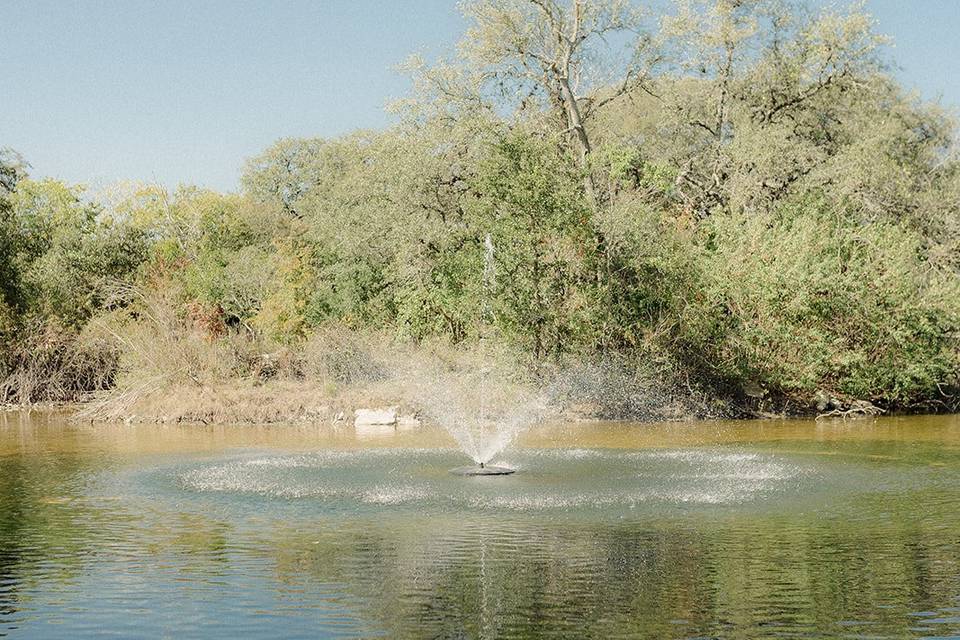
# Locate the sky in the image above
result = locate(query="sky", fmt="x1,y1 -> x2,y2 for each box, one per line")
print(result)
2,0 -> 958,193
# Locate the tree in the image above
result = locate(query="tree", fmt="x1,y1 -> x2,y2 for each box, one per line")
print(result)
242,138 -> 329,218
5,179 -> 148,327
409,0 -> 657,197
653,0 -> 888,215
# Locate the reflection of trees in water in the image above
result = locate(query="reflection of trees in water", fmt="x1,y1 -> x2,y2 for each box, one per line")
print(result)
0,453 -> 107,628
267,518 -> 716,637
267,508 -> 960,639
0,434 -> 234,632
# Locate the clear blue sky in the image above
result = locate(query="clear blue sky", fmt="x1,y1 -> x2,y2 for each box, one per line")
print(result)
3,0 -> 958,193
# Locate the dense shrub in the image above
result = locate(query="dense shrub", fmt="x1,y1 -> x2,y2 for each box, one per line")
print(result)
669,200 -> 960,409
0,322 -> 117,404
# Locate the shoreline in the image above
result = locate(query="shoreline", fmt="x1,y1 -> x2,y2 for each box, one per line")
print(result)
0,380 -> 914,427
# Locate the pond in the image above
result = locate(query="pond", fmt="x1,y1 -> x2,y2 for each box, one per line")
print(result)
1,411 -> 959,639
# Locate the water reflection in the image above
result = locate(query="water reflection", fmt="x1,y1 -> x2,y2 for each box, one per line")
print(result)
260,508 -> 960,639
0,412 -> 958,638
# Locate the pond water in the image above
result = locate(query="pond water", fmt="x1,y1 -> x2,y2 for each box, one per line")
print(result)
1,411 -> 959,639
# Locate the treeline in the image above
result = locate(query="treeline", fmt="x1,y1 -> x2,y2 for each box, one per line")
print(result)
1,0 -> 958,415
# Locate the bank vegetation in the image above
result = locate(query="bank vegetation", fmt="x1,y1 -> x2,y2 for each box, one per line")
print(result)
2,0 -> 958,421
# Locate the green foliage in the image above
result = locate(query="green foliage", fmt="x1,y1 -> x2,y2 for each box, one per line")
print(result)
668,199 -> 960,406
472,132 -> 596,356
3,179 -> 148,327
3,0 -> 959,413
0,174 -> 146,403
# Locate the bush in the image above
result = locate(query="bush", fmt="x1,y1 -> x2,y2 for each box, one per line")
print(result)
0,322 -> 117,404
671,199 -> 960,409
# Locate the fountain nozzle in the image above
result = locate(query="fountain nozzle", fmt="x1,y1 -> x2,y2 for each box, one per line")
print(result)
450,463 -> 514,476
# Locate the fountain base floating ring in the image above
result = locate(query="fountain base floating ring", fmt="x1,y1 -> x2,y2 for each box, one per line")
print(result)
449,464 -> 515,476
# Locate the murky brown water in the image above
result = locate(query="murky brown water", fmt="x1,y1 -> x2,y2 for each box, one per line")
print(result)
1,411 -> 959,638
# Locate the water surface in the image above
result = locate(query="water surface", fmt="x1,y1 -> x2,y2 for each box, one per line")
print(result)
1,411 -> 959,638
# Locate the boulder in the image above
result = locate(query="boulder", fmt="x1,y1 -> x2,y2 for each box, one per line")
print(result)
354,407 -> 398,427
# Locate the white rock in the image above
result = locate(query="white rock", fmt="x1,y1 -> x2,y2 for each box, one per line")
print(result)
354,407 -> 398,426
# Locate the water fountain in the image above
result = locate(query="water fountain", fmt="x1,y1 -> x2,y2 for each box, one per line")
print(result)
409,233 -> 553,476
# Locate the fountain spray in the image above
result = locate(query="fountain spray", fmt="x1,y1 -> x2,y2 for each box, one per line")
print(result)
449,233 -> 516,476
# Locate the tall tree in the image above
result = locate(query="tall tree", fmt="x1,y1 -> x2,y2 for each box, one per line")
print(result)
410,0 -> 658,197
657,0 -> 887,214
